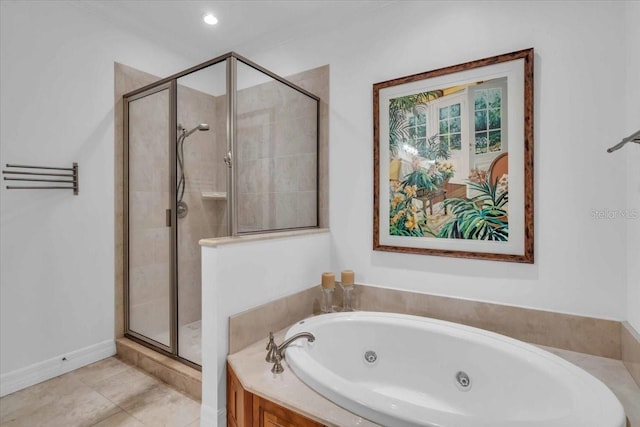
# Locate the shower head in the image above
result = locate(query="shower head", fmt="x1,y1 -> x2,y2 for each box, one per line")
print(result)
181,123 -> 210,138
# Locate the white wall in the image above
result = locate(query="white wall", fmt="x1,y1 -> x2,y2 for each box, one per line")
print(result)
200,232 -> 331,426
0,0 -> 192,393
625,0 -> 640,332
2,0 -> 636,409
237,0 -> 630,321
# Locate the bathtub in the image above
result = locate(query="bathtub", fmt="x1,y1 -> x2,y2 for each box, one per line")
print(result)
284,311 -> 626,427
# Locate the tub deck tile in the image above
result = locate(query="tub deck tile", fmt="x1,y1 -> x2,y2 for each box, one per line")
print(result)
229,325 -> 640,427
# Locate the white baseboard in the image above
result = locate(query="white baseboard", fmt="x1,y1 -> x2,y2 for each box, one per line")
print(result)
218,408 -> 226,427
0,339 -> 116,397
200,404 -> 224,427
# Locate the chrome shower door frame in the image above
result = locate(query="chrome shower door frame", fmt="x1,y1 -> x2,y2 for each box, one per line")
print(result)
122,52 -> 320,369
123,81 -> 178,357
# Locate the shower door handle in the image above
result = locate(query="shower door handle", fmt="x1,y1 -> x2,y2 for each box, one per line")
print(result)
223,152 -> 232,168
166,209 -> 171,227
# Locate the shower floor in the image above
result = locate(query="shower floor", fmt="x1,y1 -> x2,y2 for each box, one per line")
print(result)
149,320 -> 202,366
179,320 -> 202,365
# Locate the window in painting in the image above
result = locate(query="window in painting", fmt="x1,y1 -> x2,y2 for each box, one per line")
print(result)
438,103 -> 462,151
474,88 -> 502,154
407,111 -> 428,156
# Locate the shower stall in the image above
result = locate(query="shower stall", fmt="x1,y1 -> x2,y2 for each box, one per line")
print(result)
123,52 -> 320,367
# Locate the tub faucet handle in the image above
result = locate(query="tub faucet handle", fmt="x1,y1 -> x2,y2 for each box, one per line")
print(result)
271,351 -> 284,374
265,332 -> 277,363
266,332 -> 275,350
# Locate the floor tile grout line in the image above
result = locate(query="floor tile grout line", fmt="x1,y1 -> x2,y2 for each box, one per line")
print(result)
0,374 -> 94,426
118,405 -> 150,427
89,359 -> 200,426
81,359 -> 164,427
1,357 -> 202,427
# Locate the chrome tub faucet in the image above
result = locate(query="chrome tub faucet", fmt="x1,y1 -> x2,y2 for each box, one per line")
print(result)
265,332 -> 315,374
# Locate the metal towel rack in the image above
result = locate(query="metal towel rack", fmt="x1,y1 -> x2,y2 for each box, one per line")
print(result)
607,129 -> 640,153
2,163 -> 79,195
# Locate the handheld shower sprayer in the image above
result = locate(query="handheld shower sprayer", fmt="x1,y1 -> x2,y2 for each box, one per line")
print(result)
176,123 -> 210,218
181,123 -> 210,138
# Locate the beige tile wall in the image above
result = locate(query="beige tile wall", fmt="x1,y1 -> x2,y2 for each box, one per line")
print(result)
127,87 -> 173,343
355,285 -> 621,359
228,285 -> 343,354
286,65 -> 330,229
114,63 -> 162,338
622,321 -> 640,387
176,82 -> 227,328
115,63 -> 229,342
115,61 -> 329,344
229,283 -> 623,360
236,68 -> 319,232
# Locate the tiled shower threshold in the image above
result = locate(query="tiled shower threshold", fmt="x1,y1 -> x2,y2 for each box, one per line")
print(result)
115,337 -> 201,401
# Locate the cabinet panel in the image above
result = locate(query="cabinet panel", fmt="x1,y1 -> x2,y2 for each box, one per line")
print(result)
227,362 -> 325,427
253,395 -> 324,427
228,364 -> 253,427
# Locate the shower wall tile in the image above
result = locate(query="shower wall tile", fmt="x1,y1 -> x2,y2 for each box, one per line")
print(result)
128,191 -> 167,229
128,91 -> 170,194
237,158 -> 274,195
115,63 -> 163,338
273,156 -> 299,193
274,191 -> 317,229
285,65 -> 329,229
206,93 -> 229,236
236,123 -> 261,161
128,264 -> 169,305
177,82 -> 223,328
204,199 -> 228,233
124,79 -> 175,343
129,298 -> 170,344
115,63 -> 327,344
235,65 -> 324,232
295,154 -> 318,192
128,227 -> 171,268
238,193 -> 271,231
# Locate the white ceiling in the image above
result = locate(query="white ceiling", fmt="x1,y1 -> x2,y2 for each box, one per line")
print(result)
74,0 -> 394,64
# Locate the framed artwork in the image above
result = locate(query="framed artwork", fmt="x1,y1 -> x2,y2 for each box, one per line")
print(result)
373,48 -> 534,263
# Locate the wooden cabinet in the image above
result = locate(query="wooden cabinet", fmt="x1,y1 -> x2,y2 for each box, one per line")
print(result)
253,394 -> 324,427
228,364 -> 253,427
227,363 -> 325,427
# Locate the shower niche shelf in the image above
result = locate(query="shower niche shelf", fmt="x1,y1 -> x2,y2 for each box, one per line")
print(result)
201,191 -> 227,200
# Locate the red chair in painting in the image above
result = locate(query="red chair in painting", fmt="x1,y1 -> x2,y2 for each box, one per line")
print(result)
488,152 -> 508,185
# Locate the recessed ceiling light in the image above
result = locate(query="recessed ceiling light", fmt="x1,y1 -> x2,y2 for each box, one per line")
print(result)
203,14 -> 218,26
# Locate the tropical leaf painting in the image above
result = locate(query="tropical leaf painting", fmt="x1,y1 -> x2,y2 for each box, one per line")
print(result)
438,179 -> 508,241
389,176 -> 508,241
387,87 -> 510,242
374,48 -> 533,263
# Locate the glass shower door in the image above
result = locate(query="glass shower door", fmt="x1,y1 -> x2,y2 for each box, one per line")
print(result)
234,59 -> 319,233
125,83 -> 175,352
175,61 -> 228,365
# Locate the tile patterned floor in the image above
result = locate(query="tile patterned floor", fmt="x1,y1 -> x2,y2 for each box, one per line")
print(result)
2,346 -> 638,427
0,357 -> 200,427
